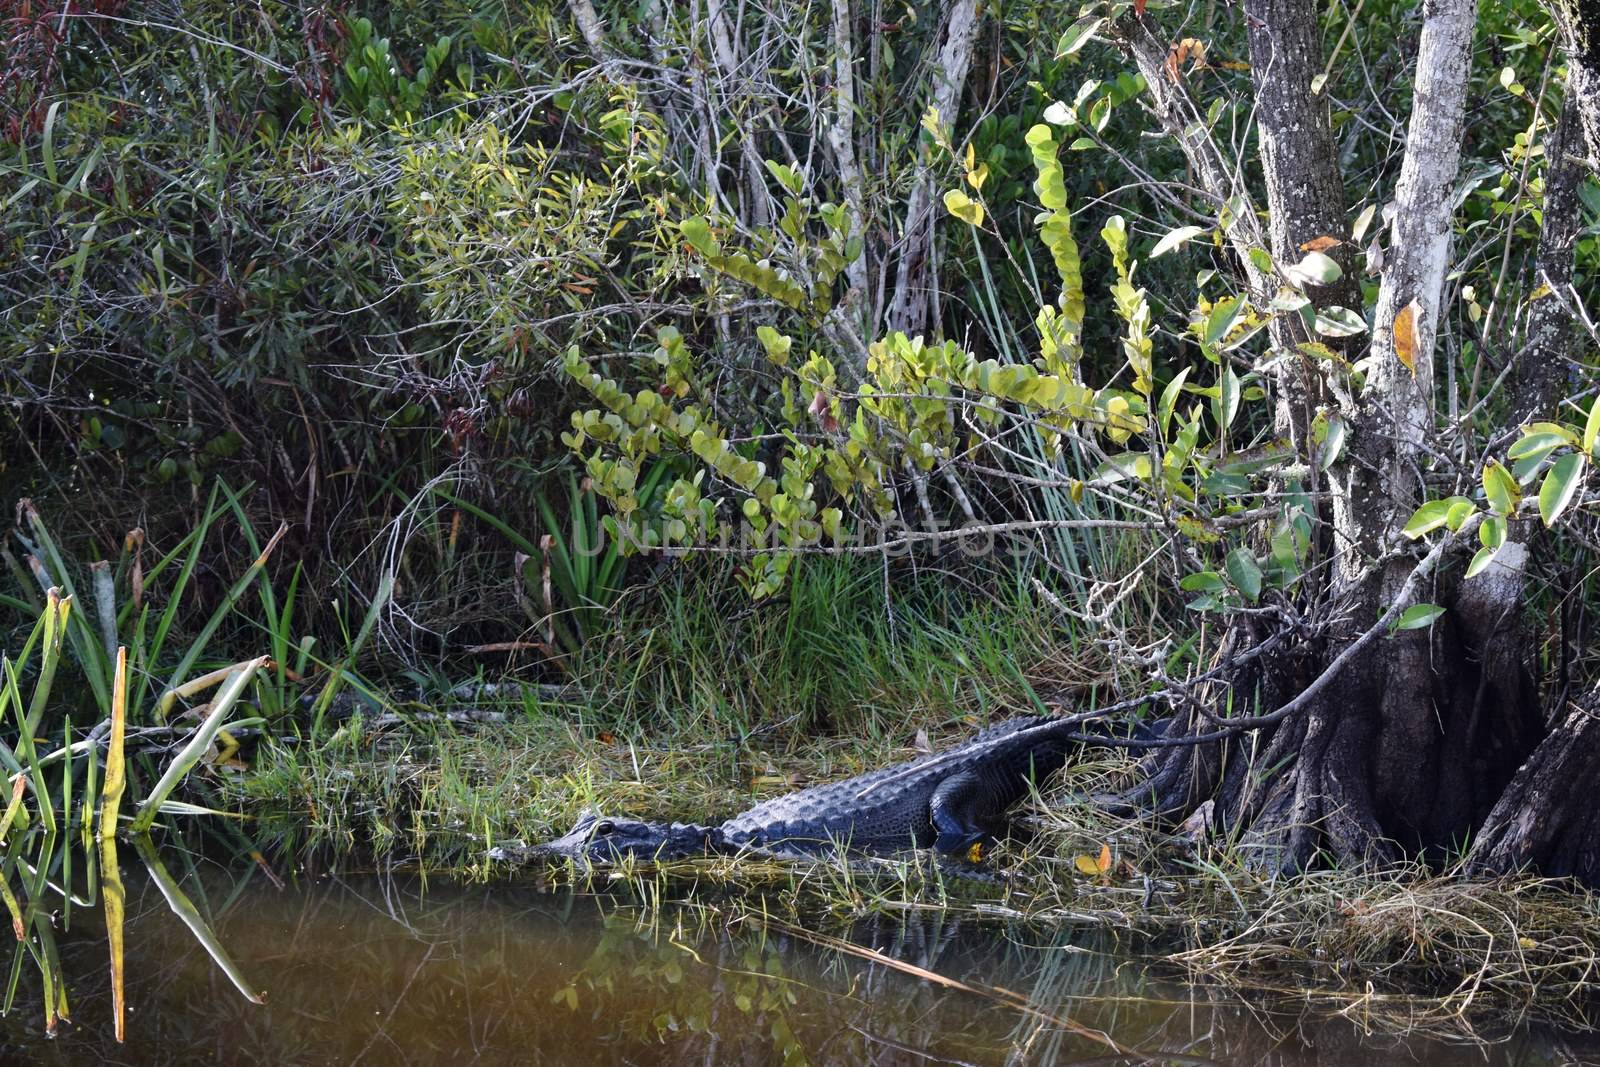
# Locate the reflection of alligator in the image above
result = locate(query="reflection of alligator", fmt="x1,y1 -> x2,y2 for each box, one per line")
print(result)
519,715 -> 1128,864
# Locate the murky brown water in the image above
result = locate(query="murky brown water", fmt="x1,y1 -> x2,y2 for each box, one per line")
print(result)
2,866 -> 1596,1066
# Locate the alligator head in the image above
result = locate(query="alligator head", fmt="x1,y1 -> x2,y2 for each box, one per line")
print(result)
523,809 -> 721,863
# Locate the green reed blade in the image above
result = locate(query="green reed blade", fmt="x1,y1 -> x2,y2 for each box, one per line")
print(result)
32,911 -> 65,1028
158,525 -> 285,721
100,648 -> 127,841
21,590 -> 66,741
0,548 -> 40,614
134,836 -> 264,1004
137,482 -> 223,714
0,779 -> 25,848
99,647 -> 127,1040
21,510 -> 111,710
58,718 -> 71,931
134,658 -> 266,834
0,865 -> 21,944
1,904 -> 21,1015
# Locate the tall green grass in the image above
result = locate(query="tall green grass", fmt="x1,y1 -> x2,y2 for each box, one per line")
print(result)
569,555 -> 1109,739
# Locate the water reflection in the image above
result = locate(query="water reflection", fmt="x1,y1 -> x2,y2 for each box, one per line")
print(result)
2,867 -> 1597,1066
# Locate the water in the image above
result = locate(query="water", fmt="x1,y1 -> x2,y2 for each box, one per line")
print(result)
1,867 -> 1595,1066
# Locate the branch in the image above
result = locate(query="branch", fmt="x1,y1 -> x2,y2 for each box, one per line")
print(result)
885,0 -> 982,335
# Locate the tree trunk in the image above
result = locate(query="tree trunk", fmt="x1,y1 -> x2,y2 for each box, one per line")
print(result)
1466,10 -> 1600,883
1468,689 -> 1600,883
1115,0 -> 1551,874
1544,0 -> 1600,170
884,0 -> 982,338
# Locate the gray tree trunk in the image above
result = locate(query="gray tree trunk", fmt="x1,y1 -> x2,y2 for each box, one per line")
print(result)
1118,0 -> 1552,872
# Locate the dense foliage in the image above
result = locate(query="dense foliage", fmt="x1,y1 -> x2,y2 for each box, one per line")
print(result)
3,0 -> 1595,700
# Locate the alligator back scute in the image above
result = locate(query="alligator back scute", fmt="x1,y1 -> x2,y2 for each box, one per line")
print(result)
719,715 -> 1055,852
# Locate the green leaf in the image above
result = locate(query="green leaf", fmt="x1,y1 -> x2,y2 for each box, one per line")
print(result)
679,216 -> 719,256
1203,296 -> 1245,347
1538,452 -> 1585,526
1215,366 -> 1240,434
1151,225 -> 1206,258
1507,432 -> 1572,461
1444,497 -> 1477,531
1480,514 -> 1506,549
1179,571 -> 1225,593
1284,250 -> 1343,286
1482,460 -> 1520,517
1402,499 -> 1454,539
1157,367 -> 1190,438
1318,415 -> 1347,471
756,325 -> 792,366
1225,548 -> 1262,602
1585,395 -> 1600,457
1313,307 -> 1367,336
763,159 -> 803,195
1392,603 -> 1445,632
1465,545 -> 1499,579
1056,16 -> 1103,56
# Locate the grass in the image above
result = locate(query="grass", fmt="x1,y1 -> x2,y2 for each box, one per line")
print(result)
567,554 -> 1127,736
228,551 -> 1142,867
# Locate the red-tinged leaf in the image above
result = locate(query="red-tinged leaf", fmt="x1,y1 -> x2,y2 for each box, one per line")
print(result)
1299,235 -> 1343,252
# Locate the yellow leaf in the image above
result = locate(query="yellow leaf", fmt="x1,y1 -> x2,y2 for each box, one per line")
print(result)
966,162 -> 989,191
943,189 -> 984,227
964,142 -> 975,172
1097,843 -> 1112,872
1393,298 -> 1422,378
966,841 -> 985,863
1074,854 -> 1102,876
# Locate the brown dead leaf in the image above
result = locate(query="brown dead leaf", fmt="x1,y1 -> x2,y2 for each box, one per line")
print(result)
1298,235 -> 1343,253
1164,38 -> 1206,83
1393,297 -> 1422,378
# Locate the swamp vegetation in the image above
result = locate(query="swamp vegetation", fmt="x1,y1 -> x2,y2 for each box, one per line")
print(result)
5,0 -> 1600,1058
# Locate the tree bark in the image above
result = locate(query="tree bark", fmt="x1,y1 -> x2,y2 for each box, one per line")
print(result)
1466,8 -> 1600,885
1114,0 -> 1553,873
828,0 -> 871,305
885,0 -> 982,338
1243,0 -> 1359,450
1468,689 -> 1600,882
1544,0 -> 1600,170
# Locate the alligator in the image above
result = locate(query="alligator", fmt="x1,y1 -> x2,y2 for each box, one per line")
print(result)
515,714 -> 1131,864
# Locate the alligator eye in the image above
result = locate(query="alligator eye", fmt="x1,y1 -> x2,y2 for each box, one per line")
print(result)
594,820 -> 616,836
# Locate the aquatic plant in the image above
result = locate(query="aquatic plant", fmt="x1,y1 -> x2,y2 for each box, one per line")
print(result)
0,505 -> 277,1038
